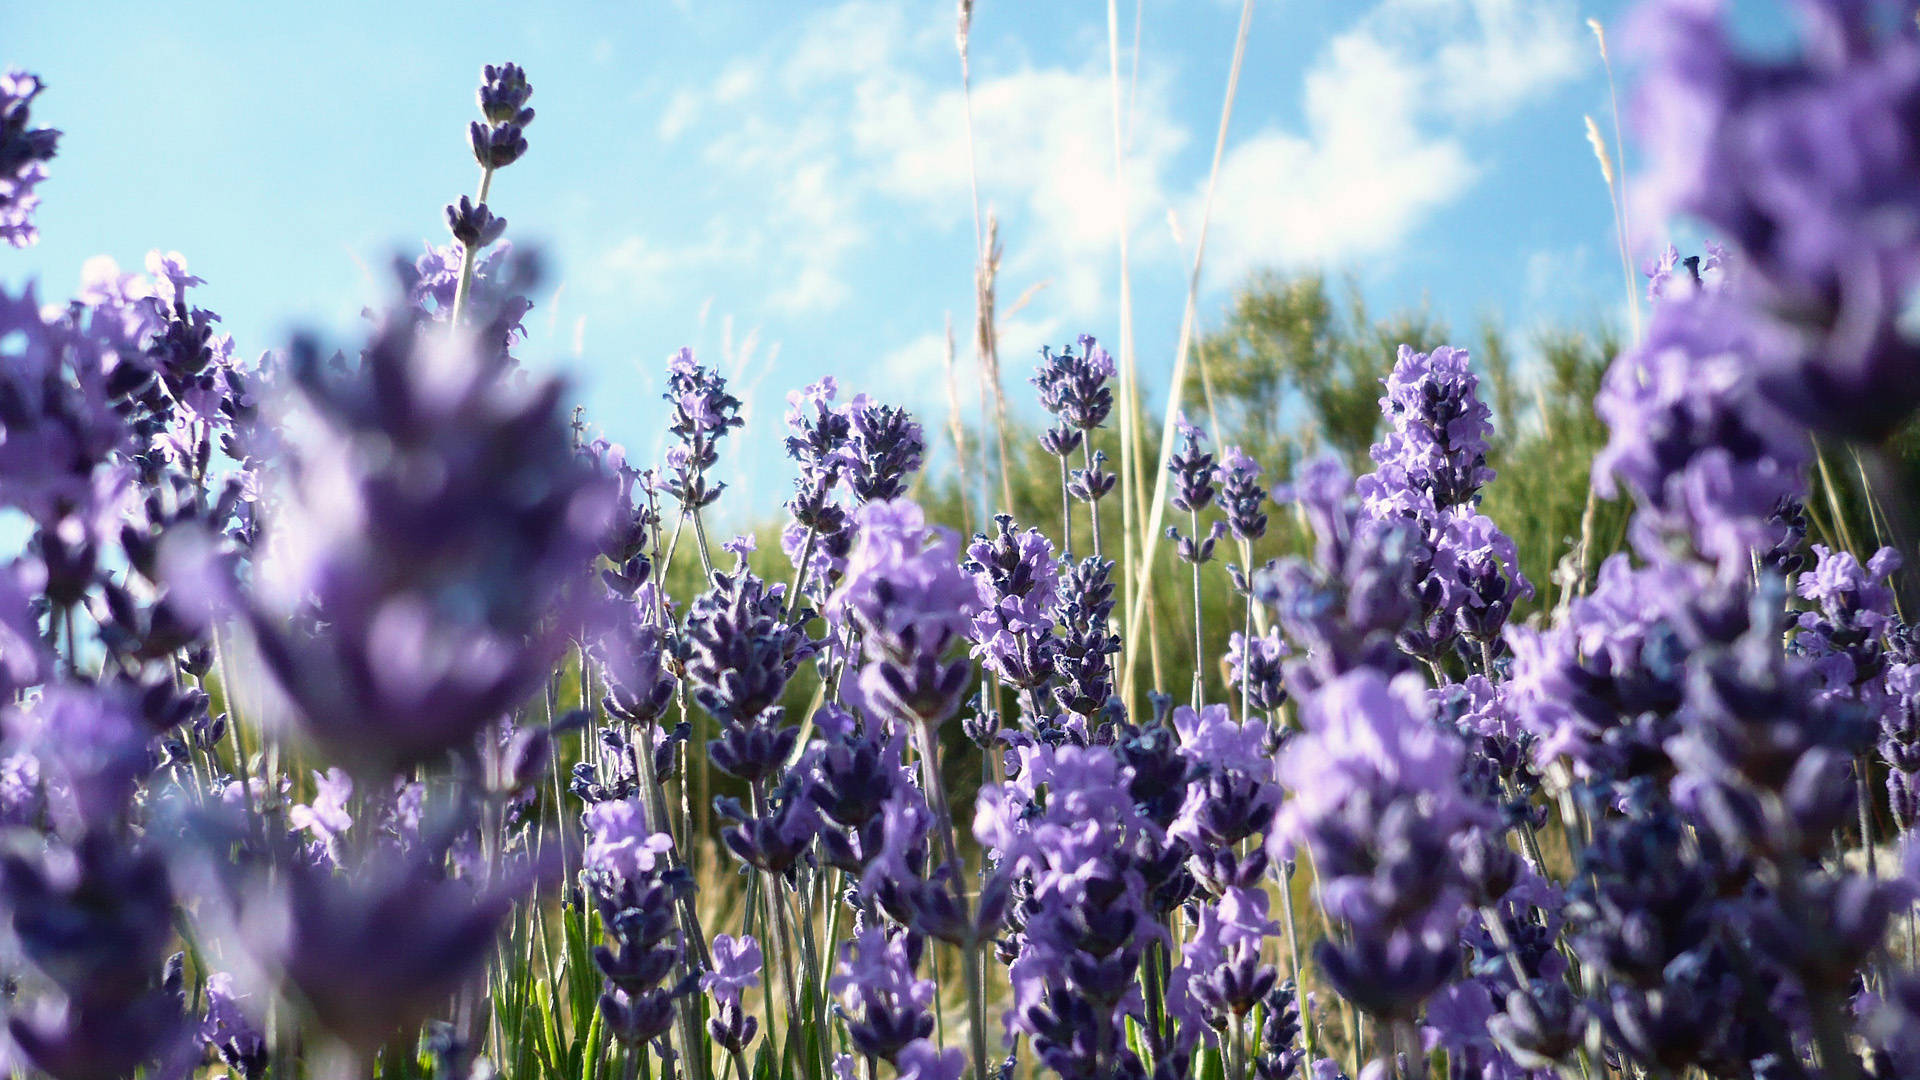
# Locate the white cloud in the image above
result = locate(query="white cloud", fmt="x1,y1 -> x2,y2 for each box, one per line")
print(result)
1199,0 -> 1586,283
713,59 -> 763,104
657,88 -> 700,141
639,0 -> 1587,376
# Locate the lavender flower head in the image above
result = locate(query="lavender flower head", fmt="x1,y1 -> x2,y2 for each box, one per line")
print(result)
1216,445 -> 1268,541
1168,414 -> 1217,514
702,933 -> 763,1053
966,515 -> 1061,699
1258,456 -> 1424,692
470,62 -> 533,170
1276,670 -> 1492,1020
1365,344 -> 1493,512
662,347 -> 743,510
1796,544 -> 1900,712
0,70 -> 59,248
829,499 -> 978,665
1032,334 -> 1115,456
200,973 -> 267,1080
829,927 -> 936,1063
1630,0 -> 1920,439
582,799 -> 674,882
840,395 -> 924,504
1593,284 -> 1807,568
240,307 -> 613,771
1225,627 -> 1289,714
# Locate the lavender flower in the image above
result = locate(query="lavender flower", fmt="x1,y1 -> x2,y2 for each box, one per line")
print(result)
236,306 -> 612,771
1795,544 -> 1900,714
829,499 -> 978,728
702,934 -> 762,1054
1032,335 -> 1116,457
582,809 -> 692,1048
1216,445 -> 1268,542
1257,456 -> 1424,693
1593,283 -> 1808,568
841,395 -> 924,504
1225,628 -> 1289,714
469,62 -> 533,170
1170,885 -> 1281,1031
200,973 -> 267,1080
829,927 -> 936,1063
967,515 -> 1061,703
662,347 -> 744,511
976,743 -> 1160,1077
0,70 -> 58,248
1276,670 -> 1492,1022
1168,415 -> 1216,514
1363,344 -> 1493,512
1049,555 -> 1122,719
1631,0 -> 1920,440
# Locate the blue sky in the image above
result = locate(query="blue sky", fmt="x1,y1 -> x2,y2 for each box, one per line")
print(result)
8,0 -> 1664,514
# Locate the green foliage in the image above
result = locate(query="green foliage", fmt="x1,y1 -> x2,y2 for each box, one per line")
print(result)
1186,271 -> 1450,467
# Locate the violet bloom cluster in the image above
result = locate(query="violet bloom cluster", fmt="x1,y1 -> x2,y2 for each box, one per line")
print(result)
1363,344 -> 1492,513
1048,553 -> 1123,722
1593,255 -> 1809,569
975,742 -> 1165,1079
1795,544 -> 1901,715
662,347 -> 744,511
828,499 -> 979,731
1632,0 -> 1920,441
702,934 -> 763,1057
1503,555 -> 1707,796
0,69 -> 57,248
1033,334 -> 1115,459
1358,344 -> 1530,666
470,62 -> 534,171
1275,671 -> 1492,1023
582,802 -> 695,1050
243,307 -> 612,771
966,515 -> 1061,711
829,927 -> 939,1065
1257,456 -> 1424,694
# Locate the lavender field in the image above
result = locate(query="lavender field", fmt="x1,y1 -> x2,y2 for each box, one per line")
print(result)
7,2 -> 1920,1079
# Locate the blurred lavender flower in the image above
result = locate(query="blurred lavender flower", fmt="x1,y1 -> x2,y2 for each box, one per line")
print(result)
1276,670 -> 1493,1022
212,841 -> 537,1059
1257,456 -> 1424,693
829,927 -> 936,1063
2,830 -> 184,1080
0,70 -> 58,248
1631,0 -> 1920,440
1594,284 -> 1808,568
199,973 -> 267,1080
829,499 -> 978,728
235,305 -> 612,771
